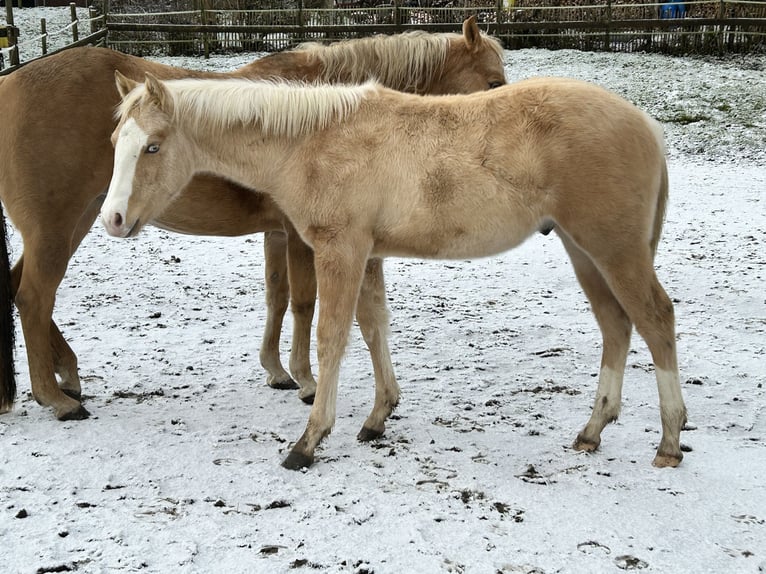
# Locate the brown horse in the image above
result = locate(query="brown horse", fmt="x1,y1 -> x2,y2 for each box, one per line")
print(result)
0,17 -> 506,420
102,73 -> 688,470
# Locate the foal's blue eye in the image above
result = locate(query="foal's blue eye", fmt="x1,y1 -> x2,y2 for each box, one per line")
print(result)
146,144 -> 160,154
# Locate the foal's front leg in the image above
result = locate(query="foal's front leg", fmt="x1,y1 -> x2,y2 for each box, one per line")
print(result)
282,236 -> 372,470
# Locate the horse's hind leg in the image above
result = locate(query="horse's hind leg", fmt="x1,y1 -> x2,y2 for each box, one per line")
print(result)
286,229 -> 319,403
355,258 -> 400,442
588,245 -> 686,467
13,254 -> 81,402
47,193 -> 104,399
558,233 -> 632,453
260,230 -> 299,391
14,242 -> 88,420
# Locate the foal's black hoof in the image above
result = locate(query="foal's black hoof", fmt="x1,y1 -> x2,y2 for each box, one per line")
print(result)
58,404 -> 91,421
281,451 -> 314,470
357,426 -> 384,442
61,388 -> 82,401
300,393 -> 315,405
268,378 -> 300,391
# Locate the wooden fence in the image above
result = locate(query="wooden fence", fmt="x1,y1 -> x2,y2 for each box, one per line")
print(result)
2,0 -> 764,74
1,3 -> 106,73
100,0 -> 766,56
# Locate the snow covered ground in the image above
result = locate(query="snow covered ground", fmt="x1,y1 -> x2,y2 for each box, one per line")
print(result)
1,7 -> 765,574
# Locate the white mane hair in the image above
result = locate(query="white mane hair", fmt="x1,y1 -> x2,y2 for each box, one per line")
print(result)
298,29 -> 503,92
119,78 -> 381,139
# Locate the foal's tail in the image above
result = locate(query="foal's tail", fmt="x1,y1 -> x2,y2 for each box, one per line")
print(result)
650,157 -> 669,258
648,113 -> 669,258
0,201 -> 16,413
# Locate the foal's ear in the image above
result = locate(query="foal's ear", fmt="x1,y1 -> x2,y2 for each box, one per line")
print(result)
144,72 -> 173,114
114,70 -> 137,99
462,16 -> 482,53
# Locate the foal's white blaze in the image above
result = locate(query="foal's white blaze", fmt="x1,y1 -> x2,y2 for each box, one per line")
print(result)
101,118 -> 149,237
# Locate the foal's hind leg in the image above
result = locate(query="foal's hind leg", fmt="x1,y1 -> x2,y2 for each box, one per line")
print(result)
260,231 -> 299,391
286,229 -> 319,403
589,247 -> 686,467
558,233 -> 633,453
355,258 -> 400,442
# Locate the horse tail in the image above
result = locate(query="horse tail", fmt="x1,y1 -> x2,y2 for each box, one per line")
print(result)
650,156 -> 669,259
648,115 -> 669,258
0,200 -> 16,413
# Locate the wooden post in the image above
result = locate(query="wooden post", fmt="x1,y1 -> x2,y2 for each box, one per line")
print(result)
298,0 -> 305,45
70,3 -> 79,43
102,0 -> 110,48
717,0 -> 726,56
394,0 -> 402,31
496,0 -> 503,26
89,5 -> 97,35
4,2 -> 19,67
605,0 -> 612,51
41,18 -> 48,55
200,0 -> 210,59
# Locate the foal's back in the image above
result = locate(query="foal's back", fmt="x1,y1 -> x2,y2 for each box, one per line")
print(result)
327,78 -> 666,259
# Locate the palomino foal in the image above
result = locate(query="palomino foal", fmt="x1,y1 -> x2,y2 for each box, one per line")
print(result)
102,74 -> 687,470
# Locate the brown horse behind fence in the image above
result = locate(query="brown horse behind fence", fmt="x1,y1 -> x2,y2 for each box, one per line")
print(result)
102,73 -> 688,470
0,17 -> 505,420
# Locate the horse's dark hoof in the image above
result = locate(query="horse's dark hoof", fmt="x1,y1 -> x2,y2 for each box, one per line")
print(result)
58,404 -> 90,421
268,377 -> 299,391
282,450 -> 314,470
300,393 -> 315,405
653,450 -> 683,468
61,388 -> 82,401
357,426 -> 384,442
572,431 -> 600,453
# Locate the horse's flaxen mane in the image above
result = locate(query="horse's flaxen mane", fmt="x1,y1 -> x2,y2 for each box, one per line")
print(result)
121,78 -> 379,139
297,30 -> 501,92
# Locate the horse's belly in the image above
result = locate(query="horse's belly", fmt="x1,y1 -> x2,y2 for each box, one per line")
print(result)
373,219 -> 534,260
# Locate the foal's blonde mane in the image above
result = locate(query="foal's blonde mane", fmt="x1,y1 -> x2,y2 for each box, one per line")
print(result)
121,78 -> 378,139
297,29 -> 502,92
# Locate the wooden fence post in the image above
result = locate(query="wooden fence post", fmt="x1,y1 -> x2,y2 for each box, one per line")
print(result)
298,0 -> 305,44
89,5 -> 97,35
70,3 -> 79,43
717,0 -> 726,56
200,0 -> 210,59
103,0 -> 110,48
4,2 -> 19,67
605,0 -> 612,51
41,18 -> 48,55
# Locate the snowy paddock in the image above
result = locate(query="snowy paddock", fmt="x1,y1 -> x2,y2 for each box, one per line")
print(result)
1,10 -> 765,574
